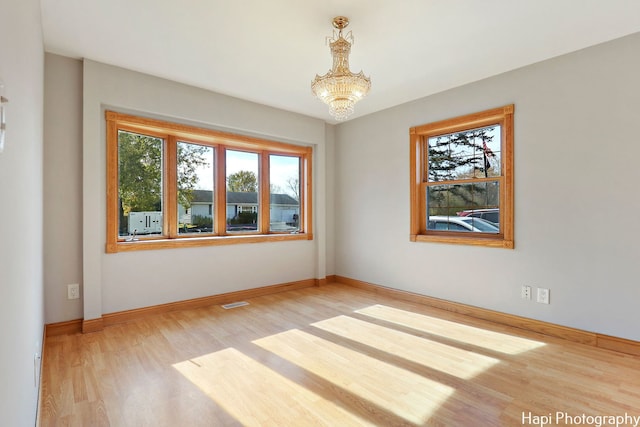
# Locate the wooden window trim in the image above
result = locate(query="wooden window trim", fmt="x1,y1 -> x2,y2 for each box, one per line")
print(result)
409,105 -> 514,249
106,111 -> 313,253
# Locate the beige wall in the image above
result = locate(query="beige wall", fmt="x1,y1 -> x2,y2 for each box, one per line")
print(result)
324,123 -> 337,275
44,54 -> 83,323
42,58 -> 331,321
334,32 -> 640,341
42,30 -> 640,342
0,0 -> 44,424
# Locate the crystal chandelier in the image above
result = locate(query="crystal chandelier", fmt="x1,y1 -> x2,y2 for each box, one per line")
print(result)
311,16 -> 371,121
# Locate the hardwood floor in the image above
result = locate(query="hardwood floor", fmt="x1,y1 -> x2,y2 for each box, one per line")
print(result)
39,284 -> 640,426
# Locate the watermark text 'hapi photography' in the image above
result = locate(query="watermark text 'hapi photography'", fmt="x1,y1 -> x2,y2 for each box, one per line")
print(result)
522,411 -> 640,427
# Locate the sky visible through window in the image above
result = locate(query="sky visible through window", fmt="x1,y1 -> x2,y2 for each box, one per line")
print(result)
195,150 -> 300,197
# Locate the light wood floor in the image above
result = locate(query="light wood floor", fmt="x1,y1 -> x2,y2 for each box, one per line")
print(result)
39,283 -> 640,426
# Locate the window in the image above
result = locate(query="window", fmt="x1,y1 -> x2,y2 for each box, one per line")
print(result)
269,154 -> 301,232
410,105 -> 514,248
106,111 -> 312,252
178,141 -> 214,235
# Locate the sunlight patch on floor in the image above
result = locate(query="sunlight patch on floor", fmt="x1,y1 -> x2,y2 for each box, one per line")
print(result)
173,348 -> 375,427
356,305 -> 546,355
312,315 -> 500,379
254,329 -> 454,425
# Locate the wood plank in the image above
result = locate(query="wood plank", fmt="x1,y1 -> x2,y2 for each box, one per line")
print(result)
40,283 -> 640,426
259,150 -> 271,233
165,135 -> 178,238
304,149 -> 313,236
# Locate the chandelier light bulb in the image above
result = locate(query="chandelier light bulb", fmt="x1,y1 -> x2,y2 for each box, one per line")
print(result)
311,16 -> 371,121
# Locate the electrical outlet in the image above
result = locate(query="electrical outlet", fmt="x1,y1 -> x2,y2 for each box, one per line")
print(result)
537,287 -> 550,304
521,285 -> 531,300
67,283 -> 80,300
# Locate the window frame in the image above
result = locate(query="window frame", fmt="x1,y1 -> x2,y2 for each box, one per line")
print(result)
410,105 -> 514,248
106,111 -> 313,253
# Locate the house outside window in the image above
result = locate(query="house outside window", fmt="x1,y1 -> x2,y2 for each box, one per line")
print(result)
409,105 -> 514,248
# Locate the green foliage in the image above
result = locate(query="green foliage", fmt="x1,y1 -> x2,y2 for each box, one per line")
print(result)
191,214 -> 213,227
117,132 -> 209,217
227,170 -> 257,192
229,211 -> 257,225
118,132 -> 163,214
428,182 -> 499,216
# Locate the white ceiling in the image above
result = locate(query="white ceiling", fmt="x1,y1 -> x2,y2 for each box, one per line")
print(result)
41,0 -> 640,123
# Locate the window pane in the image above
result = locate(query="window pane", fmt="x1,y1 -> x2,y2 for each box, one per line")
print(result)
226,150 -> 259,232
177,142 -> 214,234
118,130 -> 164,237
428,125 -> 501,182
426,181 -> 500,233
269,155 -> 301,232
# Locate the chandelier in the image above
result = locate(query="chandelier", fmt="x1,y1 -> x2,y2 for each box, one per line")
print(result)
311,16 -> 371,121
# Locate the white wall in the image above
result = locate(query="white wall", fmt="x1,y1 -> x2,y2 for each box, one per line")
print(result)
0,0 -> 45,425
81,60 -> 328,319
335,32 -> 640,341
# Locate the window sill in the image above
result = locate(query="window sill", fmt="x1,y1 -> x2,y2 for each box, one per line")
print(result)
106,232 -> 313,253
411,233 -> 514,249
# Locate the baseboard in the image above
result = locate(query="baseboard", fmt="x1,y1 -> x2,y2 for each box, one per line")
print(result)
334,275 -> 640,356
82,317 -> 104,333
46,278 -> 318,336
316,276 -> 338,286
102,278 -> 316,328
597,334 -> 640,356
44,275 -> 640,356
45,319 -> 83,337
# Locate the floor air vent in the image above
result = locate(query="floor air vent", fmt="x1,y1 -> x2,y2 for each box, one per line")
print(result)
221,301 -> 249,309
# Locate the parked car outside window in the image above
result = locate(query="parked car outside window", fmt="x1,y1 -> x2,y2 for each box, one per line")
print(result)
457,208 -> 499,226
427,215 -> 499,233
